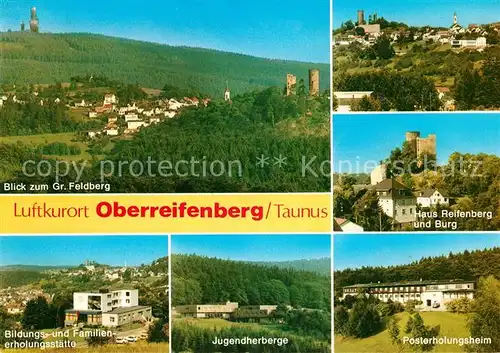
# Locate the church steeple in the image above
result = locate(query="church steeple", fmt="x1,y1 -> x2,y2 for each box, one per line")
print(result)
453,11 -> 458,25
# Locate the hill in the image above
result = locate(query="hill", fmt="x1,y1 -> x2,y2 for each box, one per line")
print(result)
172,254 -> 331,310
0,264 -> 73,271
0,32 -> 329,97
253,258 -> 331,276
0,269 -> 47,288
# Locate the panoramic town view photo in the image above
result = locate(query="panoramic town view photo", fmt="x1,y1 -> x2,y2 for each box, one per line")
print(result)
0,235 -> 169,352
0,0 -> 330,193
334,233 -> 500,353
331,0 -> 500,111
170,234 -> 332,352
332,113 -> 499,232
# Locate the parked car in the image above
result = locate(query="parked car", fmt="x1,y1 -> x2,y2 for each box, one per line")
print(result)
126,336 -> 137,342
115,337 -> 127,344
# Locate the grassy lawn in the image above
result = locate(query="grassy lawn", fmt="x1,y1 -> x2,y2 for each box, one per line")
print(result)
0,132 -> 91,161
335,311 -> 469,353
40,328 -> 86,344
175,317 -> 295,335
5,342 -> 169,353
174,317 -> 329,343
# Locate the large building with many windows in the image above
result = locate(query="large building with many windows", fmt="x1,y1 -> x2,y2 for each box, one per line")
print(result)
342,280 -> 475,311
173,302 -> 285,319
64,289 -> 152,327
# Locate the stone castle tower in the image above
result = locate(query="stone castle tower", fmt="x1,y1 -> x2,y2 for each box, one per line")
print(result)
29,7 -> 39,33
357,10 -> 365,25
308,69 -> 320,97
405,131 -> 436,157
286,73 -> 297,96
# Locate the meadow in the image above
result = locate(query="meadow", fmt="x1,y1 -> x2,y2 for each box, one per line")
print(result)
335,311 -> 469,353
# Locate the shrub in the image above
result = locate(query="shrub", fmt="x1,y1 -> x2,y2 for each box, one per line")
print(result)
346,301 -> 382,338
446,297 -> 473,314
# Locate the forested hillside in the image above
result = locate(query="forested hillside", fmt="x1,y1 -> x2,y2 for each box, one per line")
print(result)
334,247 -> 500,297
252,258 -> 331,276
0,32 -> 329,96
172,254 -> 331,310
2,86 -> 330,192
0,270 -> 47,288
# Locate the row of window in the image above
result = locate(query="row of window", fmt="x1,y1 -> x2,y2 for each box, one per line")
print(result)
395,207 -> 415,216
375,293 -> 421,299
371,286 -> 424,293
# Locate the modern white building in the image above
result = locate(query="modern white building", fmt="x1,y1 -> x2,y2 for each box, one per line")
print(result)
416,189 -> 450,207
175,301 -> 239,319
174,302 -> 287,319
342,280 -> 475,311
65,289 -> 152,327
333,91 -> 374,112
451,37 -> 487,49
375,179 -> 417,226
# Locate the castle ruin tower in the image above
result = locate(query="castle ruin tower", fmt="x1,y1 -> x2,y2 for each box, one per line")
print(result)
20,21 -> 25,32
224,81 -> 231,102
357,10 -> 365,25
453,12 -> 458,25
405,131 -> 420,152
308,69 -> 320,97
29,7 -> 39,33
416,134 -> 436,158
286,73 -> 297,96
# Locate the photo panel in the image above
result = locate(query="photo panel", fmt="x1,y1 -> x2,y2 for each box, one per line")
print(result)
331,0 -> 500,112
332,113 -> 499,232
0,235 -> 169,352
170,234 -> 332,353
0,1 -> 331,194
333,232 -> 500,352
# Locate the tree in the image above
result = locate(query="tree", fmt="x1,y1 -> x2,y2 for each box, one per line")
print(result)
270,303 -> 288,321
374,35 -> 395,60
346,300 -> 382,338
467,276 -> 500,352
334,305 -> 349,335
297,78 -> 306,97
446,297 -> 472,314
122,268 -> 132,281
86,334 -> 112,347
405,313 -> 439,352
342,20 -> 355,31
388,316 -> 402,349
353,189 -> 392,231
259,279 -> 290,305
21,297 -> 54,329
148,318 -> 169,342
354,27 -> 366,36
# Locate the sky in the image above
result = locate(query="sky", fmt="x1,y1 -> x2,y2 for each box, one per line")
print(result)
0,235 -> 168,267
333,113 -> 500,173
0,0 -> 329,63
333,0 -> 500,28
334,233 -> 500,270
172,234 -> 331,261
